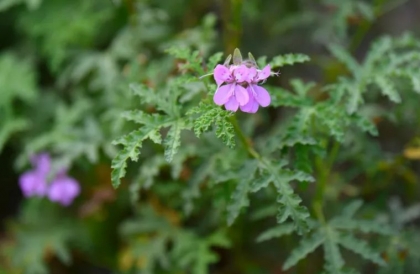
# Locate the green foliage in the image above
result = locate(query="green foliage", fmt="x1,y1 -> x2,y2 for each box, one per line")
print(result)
188,100 -> 236,148
0,53 -> 37,151
328,34 -> 420,114
172,230 -> 231,274
251,159 -> 314,234
111,81 -> 193,188
120,206 -> 230,274
18,0 -> 113,70
3,200 -> 84,274
257,53 -> 310,69
280,201 -> 390,273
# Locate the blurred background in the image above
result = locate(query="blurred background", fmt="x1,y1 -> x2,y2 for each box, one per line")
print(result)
1,0 -> 420,273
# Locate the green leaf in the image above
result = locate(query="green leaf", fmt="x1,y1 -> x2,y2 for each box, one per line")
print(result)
227,161 -> 258,225
353,114 -> 378,136
270,53 -> 310,68
338,234 -> 386,266
283,231 -> 325,270
0,52 -> 37,106
323,227 -> 345,274
206,52 -> 223,71
172,230 -> 230,274
374,75 -> 401,103
111,127 -> 162,188
331,219 -> 393,235
188,101 -> 236,148
329,44 -> 360,74
252,160 -> 314,234
163,119 -> 185,162
256,223 -> 295,242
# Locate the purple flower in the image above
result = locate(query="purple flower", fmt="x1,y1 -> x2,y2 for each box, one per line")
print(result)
210,49 -> 276,113
213,64 -> 249,111
19,153 -> 50,197
19,153 -> 80,206
48,171 -> 81,206
240,65 -> 272,113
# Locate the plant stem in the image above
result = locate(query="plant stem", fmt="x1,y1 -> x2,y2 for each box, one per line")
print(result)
222,0 -> 243,53
229,116 -> 261,160
312,141 -> 340,223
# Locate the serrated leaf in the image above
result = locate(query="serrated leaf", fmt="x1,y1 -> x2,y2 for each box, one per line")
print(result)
163,119 -> 183,162
329,44 -> 360,74
331,219 -> 393,235
338,234 -> 386,266
256,223 -> 295,242
346,86 -> 363,114
270,53 -> 310,68
324,227 -> 345,274
207,52 -> 223,71
341,200 -> 364,218
111,127 -> 162,188
353,114 -> 378,136
129,83 -> 156,104
189,101 -> 236,147
374,76 -> 401,103
256,161 -> 314,234
283,231 -> 325,270
227,161 -> 258,225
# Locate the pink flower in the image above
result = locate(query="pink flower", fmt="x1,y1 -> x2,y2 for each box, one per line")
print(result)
19,154 -> 50,197
18,153 -> 81,206
240,65 -> 272,113
48,171 -> 81,206
210,49 -> 276,113
213,65 -> 249,111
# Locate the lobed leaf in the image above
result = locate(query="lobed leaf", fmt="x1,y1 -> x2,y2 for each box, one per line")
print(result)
256,223 -> 295,242
338,234 -> 386,266
283,231 -> 325,270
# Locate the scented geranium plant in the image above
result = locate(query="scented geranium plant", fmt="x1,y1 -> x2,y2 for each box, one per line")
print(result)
2,0 -> 420,274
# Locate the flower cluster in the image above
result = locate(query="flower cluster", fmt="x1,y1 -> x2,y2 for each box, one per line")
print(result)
19,153 -> 80,206
212,53 -> 273,113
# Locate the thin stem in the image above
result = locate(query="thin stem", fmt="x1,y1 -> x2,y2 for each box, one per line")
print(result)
312,141 -> 340,223
229,116 -> 261,160
222,0 -> 243,53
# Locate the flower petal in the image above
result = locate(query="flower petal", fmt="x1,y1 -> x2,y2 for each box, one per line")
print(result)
214,84 -> 234,105
240,88 -> 259,113
48,176 -> 80,206
31,153 -> 51,175
213,64 -> 232,86
19,171 -> 48,197
225,96 -> 239,112
233,65 -> 249,83
253,85 -> 271,107
234,85 -> 249,106
246,67 -> 258,83
257,65 -> 271,81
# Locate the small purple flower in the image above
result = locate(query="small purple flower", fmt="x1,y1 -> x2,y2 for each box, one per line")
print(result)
19,153 -> 80,206
213,64 -> 249,111
19,153 -> 50,197
240,65 -> 272,113
48,171 -> 81,206
210,49 -> 276,113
